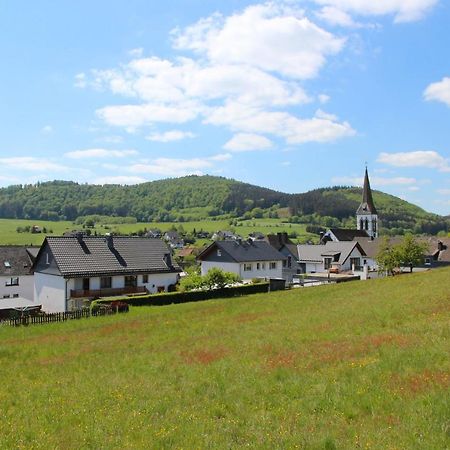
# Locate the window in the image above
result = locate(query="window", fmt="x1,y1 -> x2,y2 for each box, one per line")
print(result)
4,261 -> 11,268
3,294 -> 10,298
350,257 -> 361,270
5,277 -> 19,286
217,249 -> 222,257
256,263 -> 260,270
125,275 -> 137,287
12,294 -> 19,298
142,274 -> 149,283
282,260 -> 287,268
100,277 -> 112,289
82,278 -> 90,291
425,258 -> 431,265
46,252 -> 50,265
287,256 -> 292,268
243,263 -> 252,271
324,258 -> 332,270
261,262 -> 266,270
270,262 -> 277,270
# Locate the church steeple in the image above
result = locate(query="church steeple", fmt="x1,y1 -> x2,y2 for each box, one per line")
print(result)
356,167 -> 378,238
357,167 -> 377,215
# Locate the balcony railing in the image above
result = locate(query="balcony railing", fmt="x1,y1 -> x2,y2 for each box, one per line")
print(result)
70,285 -> 147,298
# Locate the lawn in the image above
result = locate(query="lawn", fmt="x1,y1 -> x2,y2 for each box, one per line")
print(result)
0,269 -> 449,448
0,218 -> 316,246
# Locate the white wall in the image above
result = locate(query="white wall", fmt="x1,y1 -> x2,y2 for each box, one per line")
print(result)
0,274 -> 34,300
201,260 -> 282,280
34,273 -> 67,313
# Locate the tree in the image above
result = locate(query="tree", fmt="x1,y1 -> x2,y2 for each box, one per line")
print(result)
397,234 -> 427,272
376,237 -> 401,276
179,270 -> 204,292
203,268 -> 241,289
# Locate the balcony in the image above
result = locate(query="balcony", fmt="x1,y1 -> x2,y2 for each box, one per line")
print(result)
70,285 -> 147,299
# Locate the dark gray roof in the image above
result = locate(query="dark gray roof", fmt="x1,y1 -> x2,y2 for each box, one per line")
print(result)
356,168 -> 378,215
199,240 -> 286,263
327,228 -> 370,241
0,246 -> 37,276
297,241 -> 365,264
36,236 -> 181,277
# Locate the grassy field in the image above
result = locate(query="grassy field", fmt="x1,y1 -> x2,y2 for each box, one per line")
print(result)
1,268 -> 449,448
0,218 -> 316,246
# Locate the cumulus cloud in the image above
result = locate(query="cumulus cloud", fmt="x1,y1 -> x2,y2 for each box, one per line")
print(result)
40,125 -> 53,134
223,133 -> 273,152
172,3 -> 345,80
93,175 -> 147,185
64,148 -> 138,159
78,2 -> 356,150
378,151 -> 450,172
332,175 -> 417,186
312,0 -> 438,23
424,77 -> 450,107
0,157 -> 68,172
315,6 -> 359,27
146,130 -> 196,142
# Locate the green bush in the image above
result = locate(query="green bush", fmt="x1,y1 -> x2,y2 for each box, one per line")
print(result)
97,283 -> 269,307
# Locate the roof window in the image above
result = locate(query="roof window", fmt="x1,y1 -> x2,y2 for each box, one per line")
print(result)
4,261 -> 11,268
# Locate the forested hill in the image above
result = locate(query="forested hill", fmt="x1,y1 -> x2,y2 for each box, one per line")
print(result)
0,176 -> 447,234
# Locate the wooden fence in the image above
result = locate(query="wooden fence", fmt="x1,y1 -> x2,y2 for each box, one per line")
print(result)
4,307 -> 122,327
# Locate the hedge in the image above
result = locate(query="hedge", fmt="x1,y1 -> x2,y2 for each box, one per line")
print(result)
97,282 -> 269,307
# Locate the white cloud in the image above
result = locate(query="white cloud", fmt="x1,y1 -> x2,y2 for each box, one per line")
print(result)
93,175 -> 147,185
80,2 -> 354,148
127,153 -> 229,177
64,148 -> 138,159
436,188 -> 450,195
223,133 -> 273,152
318,94 -> 330,104
74,72 -> 87,88
206,102 -> 355,144
40,125 -> 53,134
0,157 -> 68,172
424,77 -> 450,107
173,3 -> 345,80
315,6 -> 359,27
128,48 -> 144,58
378,151 -> 450,172
146,130 -> 196,143
313,0 -> 438,23
332,175 -> 417,186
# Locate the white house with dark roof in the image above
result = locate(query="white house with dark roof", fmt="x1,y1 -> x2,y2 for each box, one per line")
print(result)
197,240 -> 286,280
297,241 -> 367,274
0,246 -> 38,302
33,235 -> 181,312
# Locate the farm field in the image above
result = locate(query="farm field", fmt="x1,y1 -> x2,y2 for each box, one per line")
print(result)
0,268 -> 449,448
0,218 -> 316,246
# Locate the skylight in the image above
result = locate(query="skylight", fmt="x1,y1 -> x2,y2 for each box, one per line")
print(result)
4,261 -> 11,268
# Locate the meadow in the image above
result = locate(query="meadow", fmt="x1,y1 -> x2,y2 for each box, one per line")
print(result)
0,268 -> 449,448
0,218 -> 316,246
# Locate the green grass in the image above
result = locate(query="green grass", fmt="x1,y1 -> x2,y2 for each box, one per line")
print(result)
1,268 -> 449,448
0,218 -> 316,245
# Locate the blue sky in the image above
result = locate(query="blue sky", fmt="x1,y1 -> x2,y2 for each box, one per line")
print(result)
1,0 -> 449,215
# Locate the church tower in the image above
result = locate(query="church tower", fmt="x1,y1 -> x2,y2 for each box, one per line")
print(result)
356,167 -> 378,239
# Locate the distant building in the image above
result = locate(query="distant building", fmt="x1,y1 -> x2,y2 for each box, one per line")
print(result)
266,232 -> 301,282
197,240 -> 286,280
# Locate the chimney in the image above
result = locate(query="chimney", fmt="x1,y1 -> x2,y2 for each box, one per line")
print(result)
163,253 -> 172,268
75,231 -> 84,244
438,241 -> 444,251
106,234 -> 114,250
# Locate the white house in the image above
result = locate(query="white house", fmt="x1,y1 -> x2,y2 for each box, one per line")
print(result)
297,241 -> 367,274
197,240 -> 286,280
33,235 -> 181,313
0,246 -> 38,303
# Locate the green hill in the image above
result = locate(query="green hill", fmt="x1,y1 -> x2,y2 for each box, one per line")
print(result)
0,176 -> 447,234
1,268 -> 449,448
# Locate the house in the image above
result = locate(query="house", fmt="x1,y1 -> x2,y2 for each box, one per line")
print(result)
146,229 -> 162,238
33,235 -> 181,313
266,232 -> 301,282
321,228 -> 370,244
0,246 -> 38,302
164,231 -> 184,249
297,241 -> 367,274
212,230 -> 241,241
197,240 -> 286,280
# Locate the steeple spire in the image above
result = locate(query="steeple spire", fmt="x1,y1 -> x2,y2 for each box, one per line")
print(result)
357,167 -> 377,215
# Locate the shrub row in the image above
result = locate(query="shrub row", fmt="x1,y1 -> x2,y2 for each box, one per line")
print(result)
98,283 -> 269,307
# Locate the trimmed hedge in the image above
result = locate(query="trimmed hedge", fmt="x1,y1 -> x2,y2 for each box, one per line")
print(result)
97,283 -> 269,307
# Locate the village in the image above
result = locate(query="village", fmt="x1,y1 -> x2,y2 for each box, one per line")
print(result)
1,169 -> 448,320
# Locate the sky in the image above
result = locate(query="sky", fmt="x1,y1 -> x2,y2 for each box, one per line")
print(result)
0,0 -> 449,215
